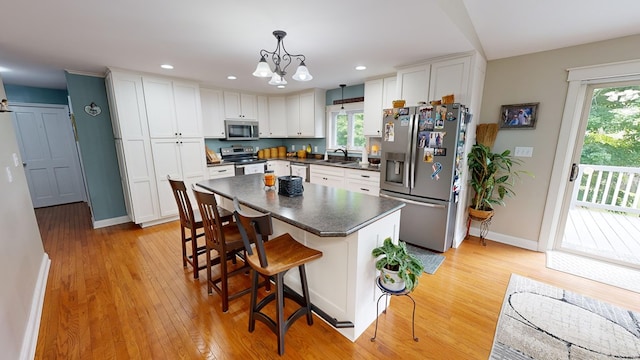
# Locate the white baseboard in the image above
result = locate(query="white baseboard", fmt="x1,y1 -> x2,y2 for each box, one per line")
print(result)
20,253 -> 51,360
467,227 -> 539,251
93,215 -> 130,229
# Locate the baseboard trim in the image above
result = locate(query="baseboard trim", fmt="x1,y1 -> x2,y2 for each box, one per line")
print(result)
467,227 -> 539,251
93,215 -> 130,229
20,253 -> 51,360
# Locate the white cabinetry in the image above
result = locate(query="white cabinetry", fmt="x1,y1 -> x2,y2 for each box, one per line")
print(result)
143,78 -> 202,138
272,160 -> 290,178
364,76 -> 396,136
106,70 -> 159,224
267,96 -> 287,137
286,89 -> 325,137
208,164 -> 235,179
201,88 -> 226,138
223,91 -> 257,119
151,138 -> 207,217
310,165 -> 345,189
429,56 -> 472,105
396,64 -> 430,107
256,95 -> 270,137
290,164 -> 308,182
344,169 -> 380,196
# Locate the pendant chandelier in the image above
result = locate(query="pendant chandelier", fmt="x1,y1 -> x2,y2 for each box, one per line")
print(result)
338,84 -> 347,116
252,30 -> 313,87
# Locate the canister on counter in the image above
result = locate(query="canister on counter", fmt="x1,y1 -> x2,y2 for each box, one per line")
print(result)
278,146 -> 286,158
257,149 -> 264,159
270,148 -> 278,158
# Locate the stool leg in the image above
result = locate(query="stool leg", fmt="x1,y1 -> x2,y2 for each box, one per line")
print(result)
181,227 -> 188,268
298,264 -> 313,325
248,269 -> 259,333
275,273 -> 286,356
190,226 -> 199,279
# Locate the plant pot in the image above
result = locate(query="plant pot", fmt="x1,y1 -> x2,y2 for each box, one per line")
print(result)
380,267 -> 405,292
468,206 -> 494,220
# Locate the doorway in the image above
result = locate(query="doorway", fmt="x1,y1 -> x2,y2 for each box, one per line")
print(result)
554,81 -> 640,269
11,103 -> 87,208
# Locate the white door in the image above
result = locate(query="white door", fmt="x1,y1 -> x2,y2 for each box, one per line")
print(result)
12,104 -> 86,208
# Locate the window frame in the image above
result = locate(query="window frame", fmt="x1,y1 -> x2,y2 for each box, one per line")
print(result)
325,101 -> 365,151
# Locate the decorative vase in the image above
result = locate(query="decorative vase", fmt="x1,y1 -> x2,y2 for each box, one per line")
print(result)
380,267 -> 405,292
468,206 -> 494,220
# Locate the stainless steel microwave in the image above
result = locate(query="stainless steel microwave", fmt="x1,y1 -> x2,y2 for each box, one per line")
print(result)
224,120 -> 259,141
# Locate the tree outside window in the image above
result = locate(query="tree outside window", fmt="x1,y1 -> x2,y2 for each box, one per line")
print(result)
330,108 -> 365,150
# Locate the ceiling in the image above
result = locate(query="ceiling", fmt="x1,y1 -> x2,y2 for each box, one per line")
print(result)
1,0 -> 639,94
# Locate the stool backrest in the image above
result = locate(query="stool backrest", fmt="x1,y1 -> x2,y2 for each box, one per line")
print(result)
233,197 -> 271,268
168,175 -> 195,229
192,185 -> 224,247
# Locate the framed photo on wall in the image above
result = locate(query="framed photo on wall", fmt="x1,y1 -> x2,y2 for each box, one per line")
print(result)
500,103 -> 539,129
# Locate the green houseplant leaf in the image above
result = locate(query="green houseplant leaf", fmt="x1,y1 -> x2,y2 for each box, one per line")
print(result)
371,238 -> 424,292
467,143 -> 532,211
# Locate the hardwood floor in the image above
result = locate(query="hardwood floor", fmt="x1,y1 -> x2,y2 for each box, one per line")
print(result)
34,203 -> 640,359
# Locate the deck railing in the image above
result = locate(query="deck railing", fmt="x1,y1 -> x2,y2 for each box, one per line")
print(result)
571,164 -> 640,215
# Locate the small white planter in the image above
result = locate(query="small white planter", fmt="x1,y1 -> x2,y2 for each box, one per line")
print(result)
380,267 -> 405,292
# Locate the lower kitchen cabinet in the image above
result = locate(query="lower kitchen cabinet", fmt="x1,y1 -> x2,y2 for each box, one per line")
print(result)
208,164 -> 235,179
310,165 -> 345,189
151,137 -> 207,217
344,169 -> 380,196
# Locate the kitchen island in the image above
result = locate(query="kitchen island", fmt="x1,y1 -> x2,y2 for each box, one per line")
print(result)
197,174 -> 404,341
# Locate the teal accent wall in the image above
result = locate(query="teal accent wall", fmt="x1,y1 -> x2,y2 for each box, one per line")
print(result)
65,72 -> 126,221
4,84 -> 68,105
325,84 -> 364,106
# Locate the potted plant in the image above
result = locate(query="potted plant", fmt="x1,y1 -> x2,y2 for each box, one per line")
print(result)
467,143 -> 529,219
371,238 -> 424,292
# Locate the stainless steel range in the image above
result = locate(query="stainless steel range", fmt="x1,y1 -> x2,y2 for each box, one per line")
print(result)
220,146 -> 266,176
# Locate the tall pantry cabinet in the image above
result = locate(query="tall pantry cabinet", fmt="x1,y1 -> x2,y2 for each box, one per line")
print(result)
106,69 -> 206,226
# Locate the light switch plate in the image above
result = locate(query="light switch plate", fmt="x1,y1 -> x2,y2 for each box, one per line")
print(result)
514,146 -> 534,157
5,167 -> 12,183
12,153 -> 20,167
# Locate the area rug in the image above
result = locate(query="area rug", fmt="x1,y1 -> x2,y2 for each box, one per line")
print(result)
490,274 -> 640,359
406,243 -> 445,275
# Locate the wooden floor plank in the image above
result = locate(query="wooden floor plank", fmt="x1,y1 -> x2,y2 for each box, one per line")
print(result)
34,203 -> 640,359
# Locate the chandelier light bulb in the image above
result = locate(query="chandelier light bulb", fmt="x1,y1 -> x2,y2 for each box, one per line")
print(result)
253,57 -> 273,78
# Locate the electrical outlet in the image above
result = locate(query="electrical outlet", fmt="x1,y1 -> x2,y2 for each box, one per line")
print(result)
514,146 -> 534,157
314,146 -> 318,153
292,145 -> 295,151
12,153 -> 20,167
5,167 -> 13,183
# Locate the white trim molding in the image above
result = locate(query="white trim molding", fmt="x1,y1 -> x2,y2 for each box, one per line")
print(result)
20,253 -> 51,360
93,215 -> 131,229
539,58 -> 640,252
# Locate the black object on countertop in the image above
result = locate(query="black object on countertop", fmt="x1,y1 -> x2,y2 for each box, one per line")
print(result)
278,176 -> 304,197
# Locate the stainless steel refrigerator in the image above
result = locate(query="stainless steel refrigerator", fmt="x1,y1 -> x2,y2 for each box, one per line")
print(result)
379,104 -> 468,252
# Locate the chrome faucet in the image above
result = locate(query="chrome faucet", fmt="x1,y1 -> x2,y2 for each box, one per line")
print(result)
334,147 -> 348,161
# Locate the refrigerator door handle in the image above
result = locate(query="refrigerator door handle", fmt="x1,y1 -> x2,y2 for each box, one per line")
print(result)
380,193 -> 446,209
409,113 -> 418,189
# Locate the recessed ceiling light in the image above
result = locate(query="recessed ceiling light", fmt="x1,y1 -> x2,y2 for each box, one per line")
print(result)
227,75 -> 237,80
161,64 -> 174,70
277,85 -> 286,89
355,65 -> 367,71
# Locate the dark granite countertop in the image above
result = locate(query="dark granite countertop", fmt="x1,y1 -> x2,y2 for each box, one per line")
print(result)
197,174 -> 404,237
207,157 -> 381,172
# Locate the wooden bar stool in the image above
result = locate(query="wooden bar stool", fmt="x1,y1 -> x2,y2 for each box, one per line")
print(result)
168,176 -> 232,279
233,197 -> 323,356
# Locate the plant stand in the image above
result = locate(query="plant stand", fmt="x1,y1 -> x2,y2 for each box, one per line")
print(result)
370,276 -> 418,342
465,213 -> 493,246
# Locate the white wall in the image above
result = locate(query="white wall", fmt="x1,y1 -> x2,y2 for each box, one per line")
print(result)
0,75 -> 50,359
477,34 -> 640,247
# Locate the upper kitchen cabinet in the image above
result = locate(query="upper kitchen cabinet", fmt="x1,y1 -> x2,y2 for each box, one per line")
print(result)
143,77 -> 203,138
267,96 -> 287,137
286,88 -> 325,138
429,56 -> 471,105
364,76 -> 396,136
396,64 -> 430,107
256,95 -> 270,137
201,88 -> 226,138
223,91 -> 257,120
